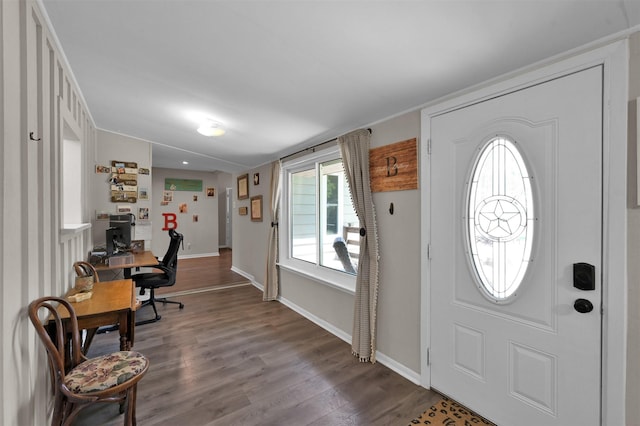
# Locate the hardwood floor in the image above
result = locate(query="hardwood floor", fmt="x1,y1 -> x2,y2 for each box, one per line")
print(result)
75,257 -> 439,425
156,248 -> 249,296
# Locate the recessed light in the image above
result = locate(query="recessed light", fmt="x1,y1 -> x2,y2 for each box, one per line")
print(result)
182,161 -> 189,165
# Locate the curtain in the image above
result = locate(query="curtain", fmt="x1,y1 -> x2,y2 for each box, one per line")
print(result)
264,160 -> 282,301
338,129 -> 380,363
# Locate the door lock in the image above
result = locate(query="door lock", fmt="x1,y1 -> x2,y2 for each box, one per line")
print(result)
574,298 -> 594,314
573,262 -> 595,291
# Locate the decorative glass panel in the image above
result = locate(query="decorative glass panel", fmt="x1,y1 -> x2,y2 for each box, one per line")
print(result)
467,137 -> 534,301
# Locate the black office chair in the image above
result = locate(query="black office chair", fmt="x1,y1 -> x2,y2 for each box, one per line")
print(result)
132,229 -> 184,325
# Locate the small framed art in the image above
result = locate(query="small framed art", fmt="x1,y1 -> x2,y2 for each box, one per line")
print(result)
251,195 -> 263,222
237,174 -> 249,200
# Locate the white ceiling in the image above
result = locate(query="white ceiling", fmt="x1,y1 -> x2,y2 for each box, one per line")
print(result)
41,0 -> 640,173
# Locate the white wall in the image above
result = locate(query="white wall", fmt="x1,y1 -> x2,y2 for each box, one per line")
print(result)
151,167 -> 219,257
231,162 -> 273,284
91,130 -> 152,250
90,134 -> 223,259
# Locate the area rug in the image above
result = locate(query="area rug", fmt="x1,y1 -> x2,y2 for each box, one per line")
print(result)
409,396 -> 494,425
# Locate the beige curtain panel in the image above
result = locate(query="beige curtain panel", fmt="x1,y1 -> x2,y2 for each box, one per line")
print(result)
338,128 -> 380,363
264,160 -> 282,301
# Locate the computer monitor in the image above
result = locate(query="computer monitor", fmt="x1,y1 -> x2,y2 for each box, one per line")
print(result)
107,214 -> 134,253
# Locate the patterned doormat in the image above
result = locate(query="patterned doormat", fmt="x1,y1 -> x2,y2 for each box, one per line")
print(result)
409,396 -> 495,425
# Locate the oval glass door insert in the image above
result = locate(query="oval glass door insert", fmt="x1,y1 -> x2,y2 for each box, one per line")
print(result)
467,136 -> 534,302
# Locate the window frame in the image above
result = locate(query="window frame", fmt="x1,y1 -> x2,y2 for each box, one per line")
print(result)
279,145 -> 357,294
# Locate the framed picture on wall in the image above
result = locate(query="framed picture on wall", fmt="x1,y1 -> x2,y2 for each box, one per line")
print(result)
138,207 -> 149,220
237,174 -> 249,200
239,206 -> 248,216
251,195 -> 263,222
139,187 -> 149,200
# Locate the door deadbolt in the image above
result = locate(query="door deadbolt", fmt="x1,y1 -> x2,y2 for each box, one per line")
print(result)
573,262 -> 595,291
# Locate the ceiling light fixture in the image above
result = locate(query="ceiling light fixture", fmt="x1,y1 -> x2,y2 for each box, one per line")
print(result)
182,161 -> 189,165
197,119 -> 225,137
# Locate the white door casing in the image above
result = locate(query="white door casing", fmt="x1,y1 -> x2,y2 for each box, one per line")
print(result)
420,37 -> 629,425
429,65 -> 602,425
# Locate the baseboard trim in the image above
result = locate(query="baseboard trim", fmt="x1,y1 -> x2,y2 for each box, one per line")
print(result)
178,252 -> 219,259
231,266 -> 262,290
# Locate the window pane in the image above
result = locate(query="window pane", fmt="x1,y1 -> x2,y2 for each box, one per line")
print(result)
286,154 -> 358,278
63,138 -> 82,224
291,168 -> 317,263
325,172 -> 339,235
319,159 -> 357,273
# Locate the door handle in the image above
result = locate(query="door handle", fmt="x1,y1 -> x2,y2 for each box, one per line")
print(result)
574,298 -> 594,314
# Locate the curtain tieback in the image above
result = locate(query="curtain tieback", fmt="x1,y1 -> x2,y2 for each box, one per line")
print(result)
271,221 -> 279,228
359,227 -> 366,237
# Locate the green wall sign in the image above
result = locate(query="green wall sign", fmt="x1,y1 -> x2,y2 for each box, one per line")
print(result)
164,178 -> 203,192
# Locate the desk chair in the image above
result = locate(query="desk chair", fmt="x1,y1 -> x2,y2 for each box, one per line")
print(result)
132,229 -> 184,325
28,296 -> 149,426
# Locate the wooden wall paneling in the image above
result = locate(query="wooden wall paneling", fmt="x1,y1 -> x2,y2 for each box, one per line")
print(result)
0,1 -> 22,425
28,4 -> 51,425
42,39 -> 55,297
1,2 -> 97,424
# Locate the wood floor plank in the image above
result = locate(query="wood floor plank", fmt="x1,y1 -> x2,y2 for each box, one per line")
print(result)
75,269 -> 436,426
156,248 -> 248,295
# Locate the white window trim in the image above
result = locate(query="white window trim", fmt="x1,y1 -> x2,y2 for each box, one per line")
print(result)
59,105 -> 91,233
279,145 -> 356,294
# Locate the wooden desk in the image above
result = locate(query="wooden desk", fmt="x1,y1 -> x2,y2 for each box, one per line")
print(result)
60,279 -> 137,352
94,250 -> 159,278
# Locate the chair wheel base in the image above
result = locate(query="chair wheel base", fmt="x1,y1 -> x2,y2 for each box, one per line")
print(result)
136,315 -> 161,326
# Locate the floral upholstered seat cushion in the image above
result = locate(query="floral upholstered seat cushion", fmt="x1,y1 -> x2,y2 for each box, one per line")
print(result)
64,351 -> 148,394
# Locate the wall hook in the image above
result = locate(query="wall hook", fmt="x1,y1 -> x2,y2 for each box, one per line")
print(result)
389,202 -> 394,215
29,132 -> 41,141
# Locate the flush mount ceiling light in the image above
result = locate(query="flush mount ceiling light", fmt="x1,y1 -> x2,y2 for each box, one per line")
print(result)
197,119 -> 225,137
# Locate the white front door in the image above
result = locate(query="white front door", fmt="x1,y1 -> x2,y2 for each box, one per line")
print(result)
429,66 -> 603,425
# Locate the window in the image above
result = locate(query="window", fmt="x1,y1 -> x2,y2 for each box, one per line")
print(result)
62,120 -> 83,226
281,146 -> 358,292
466,136 -> 534,302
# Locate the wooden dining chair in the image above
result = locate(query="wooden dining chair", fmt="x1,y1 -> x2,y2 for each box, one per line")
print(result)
72,261 -> 101,353
28,296 -> 149,426
72,261 -> 100,285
